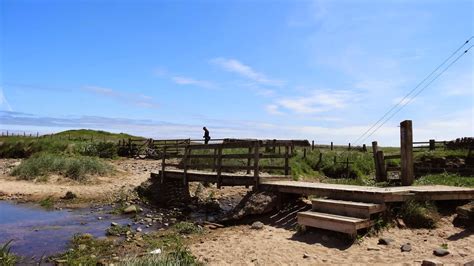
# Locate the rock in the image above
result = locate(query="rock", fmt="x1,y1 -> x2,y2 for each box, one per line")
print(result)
150,248 -> 162,255
123,205 -> 139,214
303,253 -> 310,258
378,238 -> 394,245
61,191 -> 77,200
97,217 -> 103,220
251,221 -> 264,230
433,248 -> 450,257
231,191 -> 279,220
422,259 -> 443,266
367,246 -> 381,251
401,243 -> 412,252
136,227 -> 143,232
111,222 -> 118,227
464,260 -> 474,266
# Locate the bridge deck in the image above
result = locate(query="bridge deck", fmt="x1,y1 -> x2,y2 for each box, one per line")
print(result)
155,170 -> 474,203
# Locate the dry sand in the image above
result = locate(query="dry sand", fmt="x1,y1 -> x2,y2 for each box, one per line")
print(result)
0,158 -> 159,202
190,216 -> 473,265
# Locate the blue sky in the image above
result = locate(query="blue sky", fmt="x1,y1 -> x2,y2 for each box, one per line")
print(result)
0,0 -> 473,145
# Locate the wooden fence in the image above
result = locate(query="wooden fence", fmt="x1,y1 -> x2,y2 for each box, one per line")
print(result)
160,140 -> 308,188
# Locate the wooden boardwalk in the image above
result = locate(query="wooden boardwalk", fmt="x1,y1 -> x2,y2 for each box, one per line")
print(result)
157,170 -> 474,203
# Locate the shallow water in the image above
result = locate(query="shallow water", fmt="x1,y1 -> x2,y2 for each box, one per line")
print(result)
0,201 -> 131,262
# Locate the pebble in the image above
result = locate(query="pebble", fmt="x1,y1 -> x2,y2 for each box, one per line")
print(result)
401,243 -> 412,252
378,237 -> 394,245
97,217 -> 103,220
433,248 -> 450,257
421,259 -> 443,266
136,227 -> 143,232
367,246 -> 381,251
111,222 -> 118,227
250,221 -> 264,230
303,253 -> 310,259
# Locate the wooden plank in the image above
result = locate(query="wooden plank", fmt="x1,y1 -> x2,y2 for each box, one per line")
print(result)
312,199 -> 385,218
384,154 -> 401,160
400,120 -> 414,186
297,211 -> 372,235
217,146 -> 223,188
254,141 -> 260,188
246,147 -> 252,175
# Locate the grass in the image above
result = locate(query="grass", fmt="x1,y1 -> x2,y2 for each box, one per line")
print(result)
399,200 -> 440,228
11,152 -> 113,181
53,234 -> 115,265
0,129 -> 143,159
0,240 -> 17,266
414,172 -> 474,187
106,224 -> 131,236
119,245 -> 202,266
173,222 -> 203,235
39,197 -> 55,209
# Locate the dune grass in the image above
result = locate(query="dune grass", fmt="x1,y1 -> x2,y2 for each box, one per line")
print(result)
11,152 -> 113,181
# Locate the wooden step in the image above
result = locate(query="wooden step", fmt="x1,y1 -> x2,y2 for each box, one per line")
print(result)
312,198 -> 385,218
297,211 -> 373,235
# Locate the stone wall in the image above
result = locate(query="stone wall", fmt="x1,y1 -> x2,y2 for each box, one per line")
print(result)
137,174 -> 191,206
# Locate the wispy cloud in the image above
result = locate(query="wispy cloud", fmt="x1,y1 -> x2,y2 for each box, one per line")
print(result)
0,87 -> 13,111
82,86 -> 160,109
171,76 -> 216,89
269,90 -> 355,115
211,57 -> 284,87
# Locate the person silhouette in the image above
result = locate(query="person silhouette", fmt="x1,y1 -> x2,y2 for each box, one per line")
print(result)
203,127 -> 211,144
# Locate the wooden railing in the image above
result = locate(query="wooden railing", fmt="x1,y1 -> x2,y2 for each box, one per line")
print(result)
160,140 -> 307,188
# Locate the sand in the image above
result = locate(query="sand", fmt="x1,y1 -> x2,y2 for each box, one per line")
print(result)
190,215 -> 473,265
0,158 -> 159,202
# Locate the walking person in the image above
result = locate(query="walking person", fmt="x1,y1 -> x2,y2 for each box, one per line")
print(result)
203,127 -> 211,144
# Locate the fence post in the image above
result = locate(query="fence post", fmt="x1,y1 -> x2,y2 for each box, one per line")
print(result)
376,150 -> 387,182
216,146 -> 223,188
400,120 -> 414,186
372,141 -> 381,181
348,143 -> 351,151
37,132 -> 39,138
253,141 -> 260,189
183,145 -> 189,185
246,147 -> 252,175
212,148 -> 217,172
312,140 -> 314,151
284,145 -> 289,176
330,142 -> 333,150
346,157 -> 350,178
429,139 -> 435,151
161,146 -> 167,183
303,148 -> 306,158
362,144 -> 367,152
6,131 -> 8,137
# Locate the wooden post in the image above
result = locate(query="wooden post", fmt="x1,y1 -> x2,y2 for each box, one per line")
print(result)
161,146 -> 167,183
362,144 -> 367,152
303,148 -> 307,158
376,150 -> 387,182
330,142 -> 333,150
6,131 -> 8,137
290,144 -> 294,156
284,145 -> 289,176
429,139 -> 435,151
246,147 -> 252,174
253,142 -> 260,189
23,131 -> 25,137
183,146 -> 189,185
372,141 -> 381,181
212,148 -> 217,172
400,120 -> 414,186
216,146 -> 223,188
37,132 -> 39,138
312,140 -> 314,151
348,143 -> 351,151
346,157 -> 350,178
278,145 -> 281,154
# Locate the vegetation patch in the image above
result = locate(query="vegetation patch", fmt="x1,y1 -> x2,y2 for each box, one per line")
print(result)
399,200 -> 440,228
52,234 -> 114,265
39,197 -> 55,209
106,224 -> 131,236
119,245 -> 201,266
0,240 -> 17,266
173,222 -> 203,235
414,172 -> 474,187
11,152 -> 113,181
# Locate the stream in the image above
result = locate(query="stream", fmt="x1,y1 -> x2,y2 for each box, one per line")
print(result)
0,201 -> 132,263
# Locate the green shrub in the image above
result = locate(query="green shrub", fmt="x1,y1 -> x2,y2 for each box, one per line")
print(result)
120,245 -> 201,266
11,153 -> 113,181
399,200 -> 440,228
76,142 -> 118,158
173,222 -> 202,235
414,173 -> 474,187
0,240 -> 17,266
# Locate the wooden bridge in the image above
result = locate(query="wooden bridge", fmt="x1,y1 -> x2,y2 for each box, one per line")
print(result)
152,139 -> 474,237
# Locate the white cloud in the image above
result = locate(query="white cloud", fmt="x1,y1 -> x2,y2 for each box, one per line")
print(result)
211,57 -> 284,86
265,104 -> 283,115
0,87 -> 13,111
171,76 -> 216,89
272,90 -> 355,114
82,86 -> 160,109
